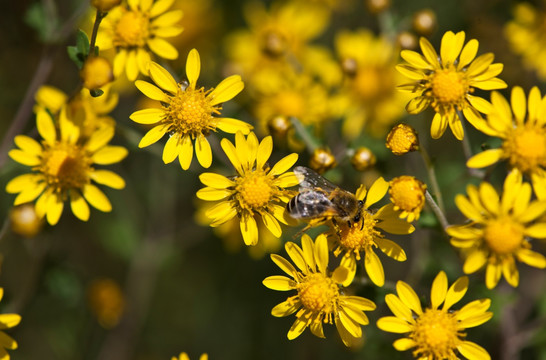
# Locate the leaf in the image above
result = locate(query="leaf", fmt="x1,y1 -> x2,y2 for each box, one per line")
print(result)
76,29 -> 90,58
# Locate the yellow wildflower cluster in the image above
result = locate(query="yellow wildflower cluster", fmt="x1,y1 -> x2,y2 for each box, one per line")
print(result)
4,1 -> 546,359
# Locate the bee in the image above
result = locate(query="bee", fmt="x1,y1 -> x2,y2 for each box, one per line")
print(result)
287,166 -> 363,228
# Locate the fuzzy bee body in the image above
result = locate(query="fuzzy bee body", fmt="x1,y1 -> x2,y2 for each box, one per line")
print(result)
287,166 -> 363,225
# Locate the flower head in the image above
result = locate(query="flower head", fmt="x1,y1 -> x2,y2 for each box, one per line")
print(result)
329,177 -> 414,287
397,30 -> 506,140
9,203 -> 44,238
80,56 -> 114,90
467,86 -> 546,200
351,147 -> 376,171
0,289 -> 21,359
6,108 -> 127,225
447,171 -> 546,289
173,353 -> 208,360
196,132 -> 299,246
389,176 -> 427,222
263,233 -> 376,347
386,123 -> 420,155
131,49 -> 252,170
97,0 -> 183,80
377,271 -> 493,360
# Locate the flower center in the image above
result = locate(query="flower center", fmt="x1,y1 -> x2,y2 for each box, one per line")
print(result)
336,212 -> 380,260
483,218 -> 524,255
412,308 -> 461,359
430,68 -> 468,109
297,272 -> 339,315
261,30 -> 288,57
390,176 -> 426,212
41,143 -> 92,192
166,87 -> 218,137
236,171 -> 273,210
114,10 -> 149,48
503,125 -> 546,173
273,91 -> 305,119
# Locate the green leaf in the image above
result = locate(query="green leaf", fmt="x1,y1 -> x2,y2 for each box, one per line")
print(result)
67,46 -> 83,68
76,29 -> 90,58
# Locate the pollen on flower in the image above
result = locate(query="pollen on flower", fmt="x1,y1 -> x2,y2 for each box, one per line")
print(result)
297,273 -> 338,315
114,10 -> 149,47
503,125 -> 546,173
386,123 -> 419,155
167,87 -> 217,136
483,218 -> 525,255
412,308 -> 460,359
336,212 -> 380,260
430,69 -> 468,109
41,144 -> 91,191
236,171 -> 273,209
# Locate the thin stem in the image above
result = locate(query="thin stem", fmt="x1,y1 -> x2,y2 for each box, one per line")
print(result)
88,10 -> 106,56
425,190 -> 449,231
418,143 -> 446,214
289,116 -> 320,153
457,110 -> 486,178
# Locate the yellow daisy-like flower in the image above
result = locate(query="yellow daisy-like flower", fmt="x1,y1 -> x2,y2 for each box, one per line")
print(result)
97,0 -> 184,81
377,271 -> 493,360
0,288 -> 21,359
397,30 -> 507,140
389,176 -> 427,222
6,108 -> 127,225
196,132 -> 299,246
329,177 -> 415,287
130,49 -> 252,170
172,353 -> 208,360
334,29 -> 411,138
446,171 -> 546,289
467,86 -> 546,200
263,233 -> 376,347
505,3 -> 546,81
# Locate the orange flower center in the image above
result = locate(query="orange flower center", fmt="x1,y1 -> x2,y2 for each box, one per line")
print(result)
430,68 -> 468,110
503,125 -> 546,173
297,272 -> 338,315
336,211 -> 380,260
236,170 -> 273,210
114,10 -> 149,48
41,143 -> 92,192
483,218 -> 524,255
167,86 -> 218,137
411,308 -> 461,359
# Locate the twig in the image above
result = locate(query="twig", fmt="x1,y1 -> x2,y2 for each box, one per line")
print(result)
425,190 -> 449,231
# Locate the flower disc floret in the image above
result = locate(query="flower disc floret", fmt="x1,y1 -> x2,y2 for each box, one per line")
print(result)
412,308 -> 460,359
235,170 -> 274,210
297,273 -> 338,314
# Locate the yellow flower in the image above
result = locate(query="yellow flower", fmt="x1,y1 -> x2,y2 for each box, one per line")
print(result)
389,176 -> 427,222
447,171 -> 546,289
196,132 -> 298,246
34,85 -> 118,140
328,177 -> 414,287
80,56 -> 114,90
377,271 -> 493,360
173,353 -> 208,360
467,86 -> 546,200
505,3 -> 546,81
0,288 -> 21,359
6,108 -> 127,225
130,49 -> 252,170
386,123 -> 420,155
263,233 -> 376,347
97,0 -> 183,81
350,147 -> 376,171
397,30 -> 507,140
334,29 -> 411,138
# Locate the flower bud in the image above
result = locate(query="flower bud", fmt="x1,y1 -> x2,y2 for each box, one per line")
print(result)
80,56 -> 114,90
10,203 -> 44,238
386,124 -> 419,155
309,147 -> 336,174
351,147 -> 376,171
412,9 -> 437,36
365,0 -> 391,14
397,31 -> 418,50
91,0 -> 121,12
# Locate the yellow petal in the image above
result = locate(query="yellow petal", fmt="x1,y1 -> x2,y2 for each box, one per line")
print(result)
199,172 -> 234,189
136,48 -> 151,75
130,108 -> 165,124
149,0 -> 175,17
14,182 -> 46,205
270,254 -> 298,278
135,80 -> 170,102
396,281 -> 422,314
36,109 -> 56,145
195,135 -> 212,168
406,96 -> 431,114
314,234 -> 329,274
209,75 -> 244,106
431,113 -> 448,139
163,133 -> 182,163
90,170 -> 125,189
430,271 -> 448,309
178,135 -> 194,170
419,36 -> 440,67
92,146 -> 128,165
364,250 -> 384,287
6,173 -> 39,193
516,249 -> 546,269
195,187 -> 231,201
400,49 -> 432,69
443,275 -> 468,310
262,212 -> 281,238
269,153 -> 298,176
148,62 -> 178,94
69,190 -> 90,221
86,126 -> 115,153
287,313 -> 311,340
215,117 -> 252,134
485,262 -> 501,289
240,214 -> 258,246
220,138 -> 242,174
457,341 -> 491,360
138,124 -> 169,148
285,241 -> 307,273
375,238 -> 406,261
364,177 -> 388,208
46,194 -> 64,225
458,38 -> 479,69
262,275 -> 294,291
186,49 -> 200,88
83,184 -> 112,212
270,299 -> 301,317
14,135 -> 42,156
147,38 -> 178,60
393,338 -> 417,351
256,136 -> 273,170
113,49 -> 127,78
125,50 -> 139,81
385,294 -> 413,323
463,248 -> 488,274
8,149 -> 40,166
511,86 -> 526,124
376,316 -> 413,333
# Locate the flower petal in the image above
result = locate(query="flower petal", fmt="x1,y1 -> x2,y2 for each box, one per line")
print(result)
240,214 -> 258,246
186,49 -> 200,88
209,75 -> 244,106
195,134 -> 212,168
148,62 -> 178,94
83,184 -> 112,212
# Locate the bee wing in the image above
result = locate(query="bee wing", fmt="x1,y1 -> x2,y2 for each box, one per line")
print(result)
294,166 -> 338,192
291,190 -> 336,219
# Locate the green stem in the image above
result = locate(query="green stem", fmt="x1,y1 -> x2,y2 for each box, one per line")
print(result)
418,143 -> 446,214
89,10 -> 107,56
290,116 -> 320,153
425,190 -> 449,230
